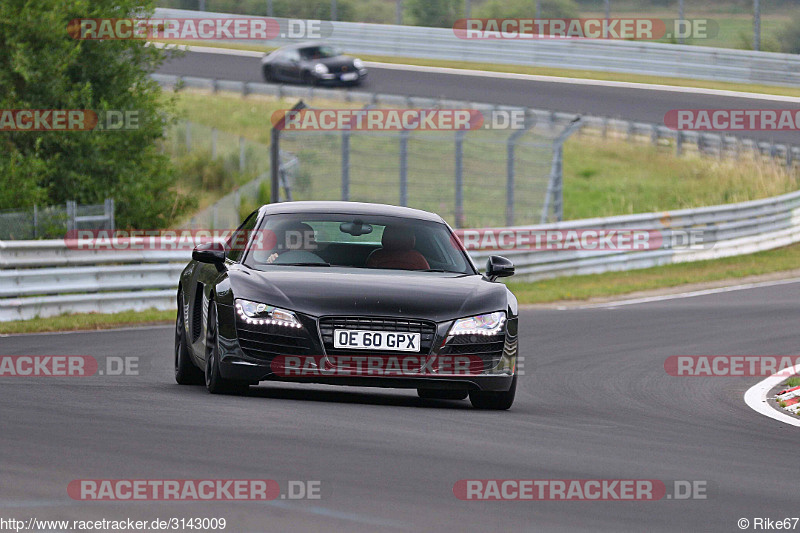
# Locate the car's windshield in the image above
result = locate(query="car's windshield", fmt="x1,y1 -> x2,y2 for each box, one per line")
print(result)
298,45 -> 341,60
243,213 -> 475,274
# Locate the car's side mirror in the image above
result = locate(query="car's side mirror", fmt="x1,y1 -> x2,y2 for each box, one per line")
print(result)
485,255 -> 515,281
193,242 -> 226,268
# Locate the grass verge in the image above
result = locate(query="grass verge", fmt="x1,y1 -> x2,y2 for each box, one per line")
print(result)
168,91 -> 799,224
783,377 -> 800,388
0,309 -> 174,335
508,241 -> 800,304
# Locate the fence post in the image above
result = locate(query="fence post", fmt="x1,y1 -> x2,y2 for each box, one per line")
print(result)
32,204 -> 38,239
105,198 -> 115,231
186,122 -> 191,152
676,130 -> 683,156
239,136 -> 246,172
505,117 -> 536,226
399,130 -> 409,206
542,117 -> 582,224
787,145 -> 794,170
454,130 -> 465,228
271,100 -> 306,203
211,128 -> 218,160
341,130 -> 350,201
66,201 -> 77,233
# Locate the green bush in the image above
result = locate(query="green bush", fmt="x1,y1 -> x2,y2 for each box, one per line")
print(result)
0,0 -> 194,229
477,0 -> 579,20
776,12 -> 800,54
406,0 -> 461,28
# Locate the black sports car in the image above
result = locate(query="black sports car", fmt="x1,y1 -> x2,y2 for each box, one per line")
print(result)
261,43 -> 367,85
174,202 -> 519,409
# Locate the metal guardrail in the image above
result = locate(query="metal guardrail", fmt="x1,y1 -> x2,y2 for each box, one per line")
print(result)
155,8 -> 800,87
3,189 -> 800,321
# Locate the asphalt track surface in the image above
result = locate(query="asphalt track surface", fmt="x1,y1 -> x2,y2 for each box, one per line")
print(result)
157,49 -> 800,145
2,283 -> 798,532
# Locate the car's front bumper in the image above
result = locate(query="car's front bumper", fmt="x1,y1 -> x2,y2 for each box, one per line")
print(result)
215,302 -> 518,392
314,68 -> 367,84
220,355 -> 516,392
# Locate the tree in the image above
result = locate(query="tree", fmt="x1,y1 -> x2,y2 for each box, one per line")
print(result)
407,0 -> 462,28
477,0 -> 579,20
0,0 -> 192,228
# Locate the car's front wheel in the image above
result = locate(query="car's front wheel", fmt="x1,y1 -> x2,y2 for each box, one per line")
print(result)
468,375 -> 516,410
205,301 -> 249,395
175,292 -> 204,385
262,65 -> 274,82
417,388 -> 468,400
302,71 -> 317,86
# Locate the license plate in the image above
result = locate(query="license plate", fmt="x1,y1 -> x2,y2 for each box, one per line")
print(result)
333,329 -> 420,351
340,72 -> 358,81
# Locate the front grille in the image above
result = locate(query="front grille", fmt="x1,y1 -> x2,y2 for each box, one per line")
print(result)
440,333 -> 506,371
319,316 -> 436,356
236,323 -> 314,360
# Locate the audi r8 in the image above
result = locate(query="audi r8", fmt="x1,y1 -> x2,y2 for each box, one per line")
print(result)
174,202 -> 518,409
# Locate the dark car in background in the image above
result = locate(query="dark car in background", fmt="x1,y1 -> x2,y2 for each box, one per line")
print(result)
261,43 -> 367,85
174,202 -> 519,409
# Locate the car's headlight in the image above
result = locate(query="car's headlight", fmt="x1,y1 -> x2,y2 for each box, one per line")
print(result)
235,299 -> 302,328
353,58 -> 364,69
313,63 -> 329,75
448,312 -> 506,336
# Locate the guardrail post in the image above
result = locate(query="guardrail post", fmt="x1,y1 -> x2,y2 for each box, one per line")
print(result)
676,131 -> 683,156
211,128 -> 218,160
185,122 -> 191,153
32,204 -> 38,239
342,130 -> 350,201
454,130 -> 465,228
787,145 -> 794,170
399,130 -> 409,206
651,124 -> 658,145
239,136 -> 246,171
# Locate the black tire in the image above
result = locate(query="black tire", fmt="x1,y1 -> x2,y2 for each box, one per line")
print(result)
417,388 -> 469,400
205,301 -> 249,395
468,375 -> 517,410
175,292 -> 204,385
302,71 -> 317,86
262,65 -> 274,83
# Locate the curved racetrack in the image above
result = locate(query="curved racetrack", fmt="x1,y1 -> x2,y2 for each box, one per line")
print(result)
157,49 -> 800,145
2,283 -> 798,532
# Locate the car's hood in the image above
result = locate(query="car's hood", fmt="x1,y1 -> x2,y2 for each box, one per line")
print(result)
229,266 -> 508,322
317,55 -> 355,68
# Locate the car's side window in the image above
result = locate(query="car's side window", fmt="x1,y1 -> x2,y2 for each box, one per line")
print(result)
226,212 -> 259,263
285,49 -> 300,62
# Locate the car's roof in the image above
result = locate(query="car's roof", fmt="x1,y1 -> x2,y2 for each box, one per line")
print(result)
259,201 -> 445,223
278,42 -> 332,50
